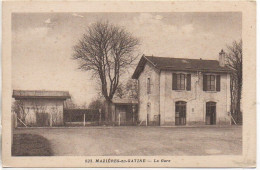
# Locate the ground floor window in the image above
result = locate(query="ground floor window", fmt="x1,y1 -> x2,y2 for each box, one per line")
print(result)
175,101 -> 186,125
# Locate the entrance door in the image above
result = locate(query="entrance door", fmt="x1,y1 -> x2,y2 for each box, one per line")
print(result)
175,101 -> 186,125
206,102 -> 216,125
116,106 -> 126,124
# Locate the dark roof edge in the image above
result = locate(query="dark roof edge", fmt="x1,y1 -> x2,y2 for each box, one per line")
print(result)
143,55 -> 157,67
132,55 -> 160,79
12,96 -> 71,100
12,90 -> 71,100
132,55 -> 145,79
132,55 -> 231,79
158,67 -> 231,73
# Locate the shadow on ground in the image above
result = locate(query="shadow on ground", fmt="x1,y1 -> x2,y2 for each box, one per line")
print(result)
12,134 -> 53,156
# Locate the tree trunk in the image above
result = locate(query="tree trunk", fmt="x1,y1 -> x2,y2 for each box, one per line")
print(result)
104,100 -> 113,123
236,83 -> 242,124
230,76 -> 237,124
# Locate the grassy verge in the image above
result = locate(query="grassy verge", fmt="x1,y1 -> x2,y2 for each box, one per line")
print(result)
12,133 -> 53,156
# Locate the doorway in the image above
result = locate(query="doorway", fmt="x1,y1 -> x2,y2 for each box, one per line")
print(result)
147,103 -> 151,125
175,101 -> 186,125
206,102 -> 216,125
36,112 -> 49,127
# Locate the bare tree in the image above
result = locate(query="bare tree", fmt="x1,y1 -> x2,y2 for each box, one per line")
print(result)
88,99 -> 103,110
115,79 -> 138,100
64,97 -> 78,109
226,40 -> 242,124
80,102 -> 89,109
73,21 -> 140,121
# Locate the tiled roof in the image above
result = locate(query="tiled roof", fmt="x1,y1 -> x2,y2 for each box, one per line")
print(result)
132,55 -> 231,79
12,90 -> 71,100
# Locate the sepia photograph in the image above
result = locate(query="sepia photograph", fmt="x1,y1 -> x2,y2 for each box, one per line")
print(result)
11,12 -> 243,156
2,1 -> 256,168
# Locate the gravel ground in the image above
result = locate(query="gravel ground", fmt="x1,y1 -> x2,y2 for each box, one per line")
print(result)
14,126 -> 242,156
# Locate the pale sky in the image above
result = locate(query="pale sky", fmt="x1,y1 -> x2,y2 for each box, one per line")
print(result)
12,12 -> 241,105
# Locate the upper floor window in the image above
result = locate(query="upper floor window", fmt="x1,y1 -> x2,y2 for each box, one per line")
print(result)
172,73 -> 191,91
203,74 -> 221,92
177,74 -> 186,90
207,75 -> 215,91
147,78 -> 151,94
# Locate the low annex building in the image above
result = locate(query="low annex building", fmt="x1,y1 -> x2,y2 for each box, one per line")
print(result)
12,90 -> 71,127
112,98 -> 138,126
132,50 -> 231,126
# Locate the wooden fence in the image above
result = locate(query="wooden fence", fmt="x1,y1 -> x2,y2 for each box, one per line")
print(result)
63,109 -> 101,126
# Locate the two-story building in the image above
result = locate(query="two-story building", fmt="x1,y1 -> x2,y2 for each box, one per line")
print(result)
132,50 -> 231,126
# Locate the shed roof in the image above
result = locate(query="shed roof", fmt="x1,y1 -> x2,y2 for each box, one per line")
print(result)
12,90 -> 71,100
132,55 -> 231,79
112,98 -> 138,105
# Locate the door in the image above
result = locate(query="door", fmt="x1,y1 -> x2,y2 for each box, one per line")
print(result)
116,106 -> 126,124
147,103 -> 151,125
206,102 -> 216,125
175,101 -> 186,125
36,112 -> 49,127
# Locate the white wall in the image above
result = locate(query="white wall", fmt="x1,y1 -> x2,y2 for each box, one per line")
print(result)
137,63 -> 231,126
138,62 -> 160,124
18,98 -> 64,126
161,71 -> 231,125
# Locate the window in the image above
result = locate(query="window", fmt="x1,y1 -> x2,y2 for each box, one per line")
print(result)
147,78 -> 151,94
172,73 -> 191,91
207,75 -> 216,91
203,74 -> 221,92
177,74 -> 186,90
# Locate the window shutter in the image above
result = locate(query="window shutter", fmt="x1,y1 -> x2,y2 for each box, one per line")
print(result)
203,75 -> 207,91
216,75 -> 221,91
172,73 -> 177,90
186,74 -> 191,91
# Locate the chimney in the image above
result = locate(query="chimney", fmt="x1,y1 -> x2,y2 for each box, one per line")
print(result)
219,49 -> 225,67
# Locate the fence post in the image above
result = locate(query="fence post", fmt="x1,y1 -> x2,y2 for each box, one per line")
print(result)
146,114 -> 148,126
11,112 -> 14,146
158,114 -> 160,126
132,104 -> 136,125
99,109 -> 101,125
84,113 -> 86,127
50,114 -> 53,127
99,113 -> 101,124
14,113 -> 17,128
119,113 -> 121,126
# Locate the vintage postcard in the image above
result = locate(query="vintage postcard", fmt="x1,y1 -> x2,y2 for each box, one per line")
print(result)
2,0 -> 256,168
